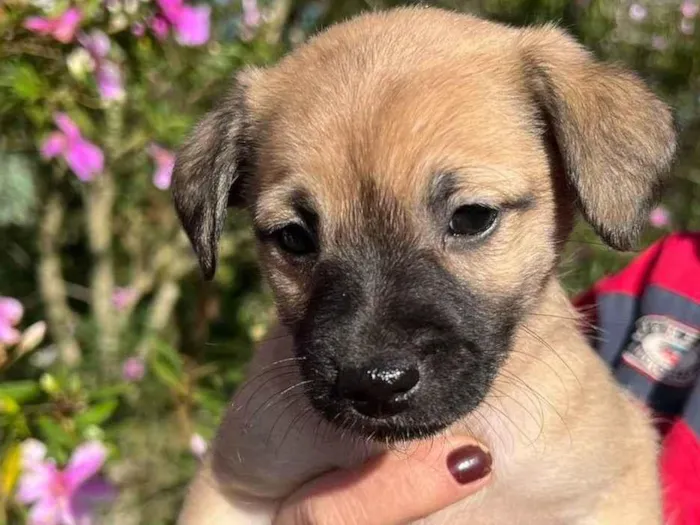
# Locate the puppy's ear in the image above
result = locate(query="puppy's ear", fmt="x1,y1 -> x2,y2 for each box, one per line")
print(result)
171,69 -> 259,280
520,27 -> 678,250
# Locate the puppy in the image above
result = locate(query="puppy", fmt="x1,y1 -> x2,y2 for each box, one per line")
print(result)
171,7 -> 677,524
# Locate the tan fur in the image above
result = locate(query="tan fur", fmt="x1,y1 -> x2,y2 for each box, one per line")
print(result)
173,7 -> 675,524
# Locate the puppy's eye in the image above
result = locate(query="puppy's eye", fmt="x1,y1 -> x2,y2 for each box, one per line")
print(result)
276,224 -> 316,256
448,204 -> 499,237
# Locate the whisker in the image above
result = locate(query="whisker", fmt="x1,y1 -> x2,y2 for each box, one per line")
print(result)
244,380 -> 314,429
265,393 -> 310,449
520,324 -> 582,391
237,370 -> 301,415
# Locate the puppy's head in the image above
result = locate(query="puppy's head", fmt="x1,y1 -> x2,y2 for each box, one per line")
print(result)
172,8 -> 676,441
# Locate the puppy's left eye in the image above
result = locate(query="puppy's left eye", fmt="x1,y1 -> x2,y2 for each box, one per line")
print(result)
448,204 -> 499,237
276,224 -> 317,256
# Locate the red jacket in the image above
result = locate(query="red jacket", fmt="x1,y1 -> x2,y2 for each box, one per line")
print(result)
574,232 -> 700,525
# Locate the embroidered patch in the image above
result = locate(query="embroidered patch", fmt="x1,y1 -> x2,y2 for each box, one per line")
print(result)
622,315 -> 700,388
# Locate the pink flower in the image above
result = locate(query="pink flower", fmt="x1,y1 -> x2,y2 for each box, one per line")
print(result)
682,1 -> 699,18
41,113 -> 104,182
122,357 -> 145,382
189,433 -> 208,458
24,7 -> 82,44
154,0 -> 211,46
149,15 -> 170,40
111,287 -> 137,311
78,30 -> 124,102
131,22 -> 146,37
242,0 -> 261,28
650,206 -> 671,228
148,144 -> 175,190
629,3 -> 647,21
0,296 -> 24,345
16,439 -> 116,525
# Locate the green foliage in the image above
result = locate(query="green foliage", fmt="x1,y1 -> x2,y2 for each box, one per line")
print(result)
0,0 -> 698,523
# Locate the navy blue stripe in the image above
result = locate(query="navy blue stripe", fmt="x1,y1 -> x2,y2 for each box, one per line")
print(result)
595,293 -> 639,365
594,286 -> 700,419
681,376 -> 700,436
640,286 -> 700,328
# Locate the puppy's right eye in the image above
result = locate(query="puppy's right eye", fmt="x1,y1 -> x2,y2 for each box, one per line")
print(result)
448,204 -> 499,238
276,225 -> 317,256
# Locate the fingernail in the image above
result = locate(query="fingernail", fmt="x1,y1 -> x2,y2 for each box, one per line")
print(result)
447,445 -> 492,485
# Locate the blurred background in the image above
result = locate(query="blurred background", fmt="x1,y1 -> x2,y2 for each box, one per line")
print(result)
0,0 -> 698,523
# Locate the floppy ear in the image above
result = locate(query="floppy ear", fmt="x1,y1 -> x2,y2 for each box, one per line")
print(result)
171,70 -> 259,280
520,26 -> 678,250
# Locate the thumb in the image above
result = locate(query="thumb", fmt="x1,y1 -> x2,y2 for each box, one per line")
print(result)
273,437 -> 492,525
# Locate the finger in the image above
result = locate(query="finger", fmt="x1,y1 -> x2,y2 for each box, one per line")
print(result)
274,436 -> 493,525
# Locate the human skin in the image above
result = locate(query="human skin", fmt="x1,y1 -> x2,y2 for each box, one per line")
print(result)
274,437 -> 493,525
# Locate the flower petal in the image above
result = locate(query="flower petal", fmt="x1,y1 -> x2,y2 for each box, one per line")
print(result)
27,497 -> 61,525
53,113 -> 81,141
149,16 -> 171,40
122,356 -> 145,381
21,439 -> 47,469
0,323 -> 21,345
41,132 -> 67,159
95,62 -> 125,101
75,476 -> 117,502
64,442 -> 108,491
65,139 -> 104,182
157,0 -> 185,22
24,17 -> 56,34
52,7 -> 82,44
79,29 -> 110,58
149,144 -> 175,189
111,287 -> 137,311
189,433 -> 208,458
67,478 -> 116,525
18,321 -> 48,353
0,297 -> 23,325
16,466 -> 53,504
152,164 -> 173,190
650,206 -> 671,228
174,5 -> 210,46
242,0 -> 261,28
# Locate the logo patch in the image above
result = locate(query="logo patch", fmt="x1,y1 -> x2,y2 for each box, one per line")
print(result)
622,315 -> 700,388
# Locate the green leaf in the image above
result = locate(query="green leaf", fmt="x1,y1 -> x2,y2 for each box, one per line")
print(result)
0,381 -> 40,404
150,357 -> 183,391
9,64 -> 45,103
76,400 -> 119,428
39,374 -> 61,396
0,152 -> 37,227
0,396 -> 20,416
192,389 -> 226,414
36,416 -> 73,450
0,443 -> 21,499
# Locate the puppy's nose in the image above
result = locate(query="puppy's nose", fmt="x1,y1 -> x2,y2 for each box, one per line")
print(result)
336,363 -> 419,418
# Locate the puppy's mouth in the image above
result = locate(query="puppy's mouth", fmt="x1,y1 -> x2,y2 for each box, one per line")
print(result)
296,346 -> 499,443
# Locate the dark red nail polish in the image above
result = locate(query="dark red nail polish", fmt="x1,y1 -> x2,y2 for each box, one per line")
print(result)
447,445 -> 492,485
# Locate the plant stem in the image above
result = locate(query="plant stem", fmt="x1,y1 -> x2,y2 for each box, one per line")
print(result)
37,189 -> 81,365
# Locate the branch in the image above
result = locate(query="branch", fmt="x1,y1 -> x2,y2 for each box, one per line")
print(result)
262,0 -> 295,45
85,107 -> 122,371
134,279 -> 181,359
37,188 -> 81,365
86,171 -> 118,370
134,236 -> 196,359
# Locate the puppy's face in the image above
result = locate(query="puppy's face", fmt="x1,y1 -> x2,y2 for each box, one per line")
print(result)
172,8 -> 676,441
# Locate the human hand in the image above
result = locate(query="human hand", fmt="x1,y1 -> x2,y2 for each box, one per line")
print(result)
273,437 -> 493,525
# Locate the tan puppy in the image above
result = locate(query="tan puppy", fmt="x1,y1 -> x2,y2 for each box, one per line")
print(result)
171,7 -> 677,525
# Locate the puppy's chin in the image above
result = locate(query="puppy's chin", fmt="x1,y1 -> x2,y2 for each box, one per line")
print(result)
295,344 -> 505,444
